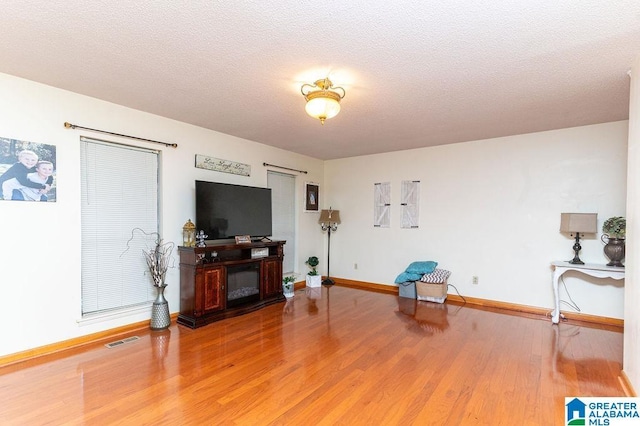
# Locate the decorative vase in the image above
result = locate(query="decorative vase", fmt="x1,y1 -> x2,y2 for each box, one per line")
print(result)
150,285 -> 171,330
601,235 -> 625,267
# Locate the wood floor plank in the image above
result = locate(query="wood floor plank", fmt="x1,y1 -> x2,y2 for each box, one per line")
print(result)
0,286 -> 624,425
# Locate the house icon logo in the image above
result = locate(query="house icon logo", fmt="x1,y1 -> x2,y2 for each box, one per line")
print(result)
566,398 -> 586,425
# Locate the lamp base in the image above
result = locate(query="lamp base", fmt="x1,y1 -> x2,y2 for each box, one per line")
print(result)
322,277 -> 335,286
568,235 -> 584,265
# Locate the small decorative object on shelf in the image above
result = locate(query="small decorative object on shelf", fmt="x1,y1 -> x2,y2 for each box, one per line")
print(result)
195,230 -> 208,247
182,219 -> 196,247
235,235 -> 252,244
602,216 -> 626,267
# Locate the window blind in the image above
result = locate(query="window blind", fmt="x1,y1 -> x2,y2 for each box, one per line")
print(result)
268,171 -> 295,274
80,137 -> 159,315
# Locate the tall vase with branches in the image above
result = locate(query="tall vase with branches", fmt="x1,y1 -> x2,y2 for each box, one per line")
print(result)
143,237 -> 175,289
125,228 -> 175,329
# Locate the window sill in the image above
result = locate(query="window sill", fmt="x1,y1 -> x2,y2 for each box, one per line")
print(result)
77,303 -> 152,326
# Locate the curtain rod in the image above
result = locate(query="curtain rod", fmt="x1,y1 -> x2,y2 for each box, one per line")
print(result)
263,162 -> 307,174
64,122 -> 178,148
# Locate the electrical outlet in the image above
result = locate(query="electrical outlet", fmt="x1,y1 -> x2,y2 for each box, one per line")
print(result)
472,276 -> 479,285
354,263 -> 358,270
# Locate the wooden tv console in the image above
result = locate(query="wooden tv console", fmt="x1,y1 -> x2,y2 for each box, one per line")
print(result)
177,240 -> 285,328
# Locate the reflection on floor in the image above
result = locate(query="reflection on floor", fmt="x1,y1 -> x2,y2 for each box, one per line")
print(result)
0,285 -> 625,425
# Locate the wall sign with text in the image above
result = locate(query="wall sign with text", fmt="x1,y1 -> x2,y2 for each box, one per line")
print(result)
195,154 -> 251,177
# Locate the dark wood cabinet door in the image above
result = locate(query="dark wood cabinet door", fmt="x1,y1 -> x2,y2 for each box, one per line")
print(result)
262,259 -> 282,298
200,266 -> 224,313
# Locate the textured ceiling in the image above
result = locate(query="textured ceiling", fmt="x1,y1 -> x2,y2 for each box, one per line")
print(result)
1,1 -> 639,160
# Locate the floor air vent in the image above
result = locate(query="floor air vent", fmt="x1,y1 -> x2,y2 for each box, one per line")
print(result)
105,336 -> 140,348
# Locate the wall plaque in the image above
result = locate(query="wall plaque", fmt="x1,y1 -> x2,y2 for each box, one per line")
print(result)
195,154 -> 251,176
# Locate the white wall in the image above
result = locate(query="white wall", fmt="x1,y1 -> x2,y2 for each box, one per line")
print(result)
0,73 -> 324,357
624,55 -> 640,392
324,122 -> 628,318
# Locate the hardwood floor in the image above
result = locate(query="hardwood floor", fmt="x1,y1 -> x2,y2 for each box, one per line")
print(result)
0,286 -> 624,425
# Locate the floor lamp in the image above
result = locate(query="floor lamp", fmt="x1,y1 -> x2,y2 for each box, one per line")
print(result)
319,207 -> 341,285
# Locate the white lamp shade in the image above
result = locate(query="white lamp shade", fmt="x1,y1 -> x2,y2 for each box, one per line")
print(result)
305,97 -> 341,120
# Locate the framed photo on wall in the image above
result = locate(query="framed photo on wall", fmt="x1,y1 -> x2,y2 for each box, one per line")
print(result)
0,137 -> 57,202
304,182 -> 319,212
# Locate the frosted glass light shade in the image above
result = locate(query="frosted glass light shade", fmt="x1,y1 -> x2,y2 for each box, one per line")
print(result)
305,97 -> 341,121
301,78 -> 345,124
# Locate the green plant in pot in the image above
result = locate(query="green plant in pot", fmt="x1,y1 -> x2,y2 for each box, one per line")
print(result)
305,256 -> 321,287
602,216 -> 625,267
283,275 -> 296,298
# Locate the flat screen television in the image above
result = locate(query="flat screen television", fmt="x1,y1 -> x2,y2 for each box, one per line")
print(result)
195,180 -> 272,241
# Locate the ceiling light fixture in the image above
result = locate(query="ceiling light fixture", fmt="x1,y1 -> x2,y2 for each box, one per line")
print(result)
301,78 -> 346,125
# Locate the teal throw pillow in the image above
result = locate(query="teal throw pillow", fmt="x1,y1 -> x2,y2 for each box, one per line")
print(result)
405,261 -> 438,274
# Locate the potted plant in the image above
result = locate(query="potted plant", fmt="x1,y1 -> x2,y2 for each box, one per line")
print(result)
602,216 -> 625,267
602,216 -> 626,239
283,275 -> 296,298
305,256 -> 321,288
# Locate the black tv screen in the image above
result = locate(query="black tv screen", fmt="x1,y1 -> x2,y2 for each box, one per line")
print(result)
195,181 -> 272,240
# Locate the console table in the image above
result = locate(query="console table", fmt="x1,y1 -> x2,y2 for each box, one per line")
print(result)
178,240 -> 285,328
550,261 -> 624,324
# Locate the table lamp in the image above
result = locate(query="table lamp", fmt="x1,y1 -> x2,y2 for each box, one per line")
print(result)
559,213 -> 597,264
